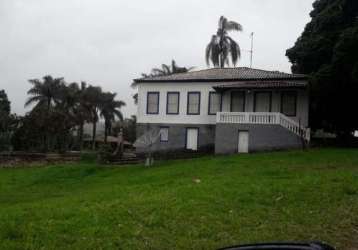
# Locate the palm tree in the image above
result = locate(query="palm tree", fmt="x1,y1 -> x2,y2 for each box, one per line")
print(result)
70,82 -> 93,150
25,75 -> 64,151
83,85 -> 102,149
142,60 -> 195,78
99,92 -> 126,143
82,85 -> 103,150
25,76 -> 64,110
206,16 -> 243,68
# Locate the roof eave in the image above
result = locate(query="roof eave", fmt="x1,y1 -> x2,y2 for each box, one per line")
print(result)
134,77 -> 308,83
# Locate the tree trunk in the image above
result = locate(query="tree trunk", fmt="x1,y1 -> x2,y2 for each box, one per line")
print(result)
44,98 -> 51,152
78,121 -> 84,151
104,120 -> 108,144
219,36 -> 224,68
92,120 -> 97,150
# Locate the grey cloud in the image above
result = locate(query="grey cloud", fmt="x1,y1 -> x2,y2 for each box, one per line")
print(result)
0,0 -> 314,116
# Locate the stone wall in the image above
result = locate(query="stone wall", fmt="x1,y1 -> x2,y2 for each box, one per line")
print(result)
215,124 -> 304,154
136,123 -> 215,155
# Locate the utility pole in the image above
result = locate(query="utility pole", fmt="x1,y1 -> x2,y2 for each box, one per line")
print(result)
250,32 -> 254,68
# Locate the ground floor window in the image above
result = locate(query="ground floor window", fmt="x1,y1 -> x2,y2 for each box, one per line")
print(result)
160,127 -> 169,142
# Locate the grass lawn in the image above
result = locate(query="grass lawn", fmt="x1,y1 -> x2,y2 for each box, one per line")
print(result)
0,148 -> 357,250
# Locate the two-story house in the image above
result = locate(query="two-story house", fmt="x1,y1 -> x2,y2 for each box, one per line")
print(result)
133,67 -> 310,154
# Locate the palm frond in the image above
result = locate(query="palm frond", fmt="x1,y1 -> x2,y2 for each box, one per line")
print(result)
218,16 -> 227,30
161,64 -> 171,75
113,110 -> 124,121
25,96 -> 43,107
225,21 -> 243,32
206,35 -> 221,67
227,37 -> 241,66
141,73 -> 150,78
151,68 -> 165,76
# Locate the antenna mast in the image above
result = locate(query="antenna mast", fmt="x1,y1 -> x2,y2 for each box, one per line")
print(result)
250,32 -> 254,68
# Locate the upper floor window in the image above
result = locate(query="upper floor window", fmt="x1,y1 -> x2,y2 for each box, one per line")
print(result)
208,92 -> 222,115
281,91 -> 297,117
254,91 -> 272,112
146,92 -> 159,114
166,92 -> 180,115
187,92 -> 201,115
230,91 -> 245,112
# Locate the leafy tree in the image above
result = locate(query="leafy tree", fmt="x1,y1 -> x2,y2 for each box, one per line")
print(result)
0,90 -> 16,151
206,16 -> 243,68
99,92 -> 125,143
0,90 -> 10,116
286,0 -> 358,136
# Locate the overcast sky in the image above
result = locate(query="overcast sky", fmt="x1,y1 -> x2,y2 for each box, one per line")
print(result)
0,0 -> 314,117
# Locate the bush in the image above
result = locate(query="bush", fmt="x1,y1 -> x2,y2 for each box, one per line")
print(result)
80,152 -> 97,163
97,144 -> 114,164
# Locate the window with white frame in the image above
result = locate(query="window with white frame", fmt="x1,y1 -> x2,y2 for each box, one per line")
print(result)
166,92 -> 180,114
147,92 -> 159,114
281,91 -> 297,116
208,92 -> 221,115
160,127 -> 169,142
187,92 -> 200,115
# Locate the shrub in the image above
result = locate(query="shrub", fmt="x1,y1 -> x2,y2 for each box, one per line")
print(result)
97,144 -> 114,164
80,151 -> 97,163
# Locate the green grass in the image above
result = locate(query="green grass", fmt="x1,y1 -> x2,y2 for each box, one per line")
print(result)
0,148 -> 357,249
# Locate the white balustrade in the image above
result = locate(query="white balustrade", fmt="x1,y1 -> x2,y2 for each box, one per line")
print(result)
216,112 -> 310,142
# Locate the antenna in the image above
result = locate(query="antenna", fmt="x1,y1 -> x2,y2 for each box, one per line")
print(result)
250,32 -> 254,68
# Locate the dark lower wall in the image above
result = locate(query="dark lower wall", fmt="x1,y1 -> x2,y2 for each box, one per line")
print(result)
136,123 -> 215,154
215,124 -> 304,154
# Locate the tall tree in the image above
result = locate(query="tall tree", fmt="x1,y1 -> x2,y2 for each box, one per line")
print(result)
25,76 -> 64,111
206,16 -> 243,68
0,90 -> 10,117
286,0 -> 358,136
99,92 -> 126,143
0,90 -> 14,151
75,82 -> 92,150
25,76 -> 64,151
82,85 -> 103,149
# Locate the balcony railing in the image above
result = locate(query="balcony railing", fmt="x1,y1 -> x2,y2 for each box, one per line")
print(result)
216,112 -> 310,141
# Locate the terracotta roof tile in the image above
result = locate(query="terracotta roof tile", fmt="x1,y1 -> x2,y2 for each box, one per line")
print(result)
134,67 -> 306,83
213,81 -> 307,90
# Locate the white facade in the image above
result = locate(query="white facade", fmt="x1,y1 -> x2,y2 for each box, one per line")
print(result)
137,82 -> 219,125
136,81 -> 309,127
